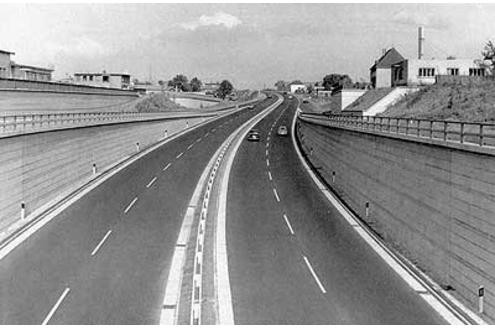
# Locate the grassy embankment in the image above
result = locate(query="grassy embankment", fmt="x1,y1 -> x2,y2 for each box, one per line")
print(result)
381,79 -> 495,122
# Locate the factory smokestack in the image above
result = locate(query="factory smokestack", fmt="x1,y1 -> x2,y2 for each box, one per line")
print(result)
418,26 -> 425,59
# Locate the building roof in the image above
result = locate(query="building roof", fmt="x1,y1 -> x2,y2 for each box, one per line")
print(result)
11,63 -> 53,72
74,72 -> 130,77
0,49 -> 15,55
370,48 -> 404,70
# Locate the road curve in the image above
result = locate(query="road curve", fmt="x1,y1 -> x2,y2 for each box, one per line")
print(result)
0,97 -> 275,324
225,95 -> 446,324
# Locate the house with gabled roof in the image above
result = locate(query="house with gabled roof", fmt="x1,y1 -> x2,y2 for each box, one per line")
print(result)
370,47 -> 404,88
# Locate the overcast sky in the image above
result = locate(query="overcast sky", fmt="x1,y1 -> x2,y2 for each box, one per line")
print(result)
1,3 -> 495,89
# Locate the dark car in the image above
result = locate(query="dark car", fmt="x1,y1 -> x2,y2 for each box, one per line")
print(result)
277,125 -> 288,136
247,131 -> 261,142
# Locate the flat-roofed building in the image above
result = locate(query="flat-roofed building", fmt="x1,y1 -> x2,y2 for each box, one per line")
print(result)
74,71 -> 131,89
391,58 -> 487,86
0,49 -> 53,81
0,49 -> 14,78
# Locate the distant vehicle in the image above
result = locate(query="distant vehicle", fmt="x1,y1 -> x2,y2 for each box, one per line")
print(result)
267,94 -> 273,99
288,95 -> 293,99
277,126 -> 288,136
247,130 -> 261,142
302,99 -> 309,103
246,105 -> 255,110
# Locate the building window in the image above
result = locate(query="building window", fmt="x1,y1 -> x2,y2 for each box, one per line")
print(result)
418,68 -> 435,77
89,75 -> 94,81
469,68 -> 485,76
83,75 -> 87,81
103,75 -> 109,82
447,68 -> 459,76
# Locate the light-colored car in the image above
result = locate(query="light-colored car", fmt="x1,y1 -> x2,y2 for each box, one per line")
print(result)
277,126 -> 288,136
247,131 -> 261,141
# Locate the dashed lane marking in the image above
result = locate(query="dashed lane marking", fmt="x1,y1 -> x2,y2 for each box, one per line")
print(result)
273,188 -> 280,202
146,177 -> 157,188
303,256 -> 327,294
176,152 -> 184,159
41,287 -> 71,325
187,144 -> 194,150
124,197 -> 138,214
163,163 -> 171,171
268,171 -> 272,181
283,214 -> 295,235
266,158 -> 270,167
91,230 -> 112,256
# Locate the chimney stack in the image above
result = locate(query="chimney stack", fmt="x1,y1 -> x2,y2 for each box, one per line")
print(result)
418,26 -> 425,60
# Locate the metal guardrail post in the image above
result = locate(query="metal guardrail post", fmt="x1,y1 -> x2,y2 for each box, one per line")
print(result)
443,122 -> 448,141
429,121 -> 433,139
405,119 -> 409,135
417,120 -> 420,137
479,124 -> 484,146
460,123 -> 465,144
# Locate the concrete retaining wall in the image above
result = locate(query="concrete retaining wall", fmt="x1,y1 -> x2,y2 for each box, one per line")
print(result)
0,90 -> 139,114
0,117 -> 206,234
297,118 -> 495,322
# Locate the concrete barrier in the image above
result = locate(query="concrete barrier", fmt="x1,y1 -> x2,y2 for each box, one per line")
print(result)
297,117 -> 495,323
0,117 -> 205,235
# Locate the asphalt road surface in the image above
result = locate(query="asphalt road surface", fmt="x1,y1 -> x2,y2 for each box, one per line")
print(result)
0,98 -> 274,324
226,95 -> 446,324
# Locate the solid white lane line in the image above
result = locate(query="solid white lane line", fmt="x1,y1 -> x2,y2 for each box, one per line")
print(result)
266,159 -> 270,166
91,230 -> 112,256
283,214 -> 295,235
303,256 -> 327,294
268,171 -> 272,181
124,197 -> 138,214
273,188 -> 280,202
187,143 -> 194,150
146,177 -> 157,188
176,152 -> 183,159
41,287 -> 71,325
163,163 -> 171,171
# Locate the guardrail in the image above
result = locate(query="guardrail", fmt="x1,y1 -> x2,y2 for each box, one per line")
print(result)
299,112 -> 495,148
0,111 -> 216,136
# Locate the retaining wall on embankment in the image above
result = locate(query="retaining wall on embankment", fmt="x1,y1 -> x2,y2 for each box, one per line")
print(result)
0,116 -> 208,237
297,117 -> 495,322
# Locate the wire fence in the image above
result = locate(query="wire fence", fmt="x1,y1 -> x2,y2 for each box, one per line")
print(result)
299,112 -> 495,148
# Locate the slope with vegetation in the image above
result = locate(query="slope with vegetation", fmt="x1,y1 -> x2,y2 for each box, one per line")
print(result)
344,88 -> 392,113
135,93 -> 188,112
380,79 -> 495,122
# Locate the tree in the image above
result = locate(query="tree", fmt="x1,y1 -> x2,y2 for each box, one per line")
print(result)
482,40 -> 495,75
190,77 -> 202,92
274,80 -> 287,91
167,74 -> 189,92
307,84 -> 314,94
322,74 -> 353,90
290,80 -> 303,85
217,80 -> 234,99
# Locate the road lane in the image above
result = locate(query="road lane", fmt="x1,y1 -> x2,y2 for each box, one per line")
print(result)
0,98 -> 275,324
226,96 -> 446,324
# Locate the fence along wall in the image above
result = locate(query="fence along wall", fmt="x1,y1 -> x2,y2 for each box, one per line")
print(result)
297,118 -> 495,323
0,116 -> 206,236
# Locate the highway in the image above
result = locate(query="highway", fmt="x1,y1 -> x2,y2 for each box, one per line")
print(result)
225,95 -> 446,324
0,97 -> 275,324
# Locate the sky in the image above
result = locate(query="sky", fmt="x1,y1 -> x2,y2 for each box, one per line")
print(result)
1,3 -> 495,89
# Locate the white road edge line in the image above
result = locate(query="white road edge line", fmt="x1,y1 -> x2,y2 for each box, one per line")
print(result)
215,95 -> 285,324
303,256 -> 327,294
91,230 -> 112,256
283,214 -> 295,235
146,177 -> 157,188
291,103 -> 476,325
41,287 -> 70,325
162,163 -> 171,171
124,197 -> 138,214
273,188 -> 280,202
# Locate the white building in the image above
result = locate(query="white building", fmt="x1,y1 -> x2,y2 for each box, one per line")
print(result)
290,83 -> 307,93
391,58 -> 486,86
74,71 -> 131,89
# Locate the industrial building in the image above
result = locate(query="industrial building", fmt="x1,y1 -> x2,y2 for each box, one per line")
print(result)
74,71 -> 131,89
0,49 -> 53,81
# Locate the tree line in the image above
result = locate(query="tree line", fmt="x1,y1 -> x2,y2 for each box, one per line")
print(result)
163,74 -> 234,99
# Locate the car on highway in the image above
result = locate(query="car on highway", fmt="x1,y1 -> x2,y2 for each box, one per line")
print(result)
247,130 -> 261,142
277,125 -> 288,136
246,105 -> 255,110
